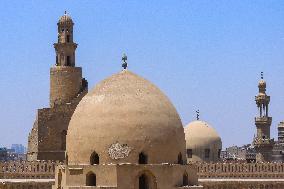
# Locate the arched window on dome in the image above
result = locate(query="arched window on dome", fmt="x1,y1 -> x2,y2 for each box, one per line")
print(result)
86,172 -> 96,186
139,152 -> 148,164
182,172 -> 189,186
178,153 -> 183,165
90,151 -> 99,165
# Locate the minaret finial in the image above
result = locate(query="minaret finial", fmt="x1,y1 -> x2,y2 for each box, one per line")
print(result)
261,72 -> 264,80
122,53 -> 128,69
64,11 -> 67,14
196,110 -> 200,120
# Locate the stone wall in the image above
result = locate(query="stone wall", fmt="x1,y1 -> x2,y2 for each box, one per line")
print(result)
2,161 -> 284,189
0,161 -> 60,179
0,180 -> 54,189
50,67 -> 83,107
27,83 -> 87,161
200,179 -> 284,189
196,162 -> 284,178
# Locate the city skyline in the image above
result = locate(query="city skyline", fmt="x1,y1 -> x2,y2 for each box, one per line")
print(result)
0,1 -> 284,148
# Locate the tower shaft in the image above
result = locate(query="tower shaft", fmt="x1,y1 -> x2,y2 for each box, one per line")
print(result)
253,76 -> 273,162
27,12 -> 88,161
50,13 -> 86,107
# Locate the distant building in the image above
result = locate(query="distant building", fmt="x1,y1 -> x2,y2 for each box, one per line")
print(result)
221,144 -> 256,162
11,144 -> 26,154
0,147 -> 8,161
271,122 -> 284,162
0,148 -> 17,161
278,121 -> 284,144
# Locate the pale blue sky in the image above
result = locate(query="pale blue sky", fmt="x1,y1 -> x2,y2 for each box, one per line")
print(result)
0,1 -> 283,148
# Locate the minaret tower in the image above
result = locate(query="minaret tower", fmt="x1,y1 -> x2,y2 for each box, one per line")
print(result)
278,121 -> 284,145
27,12 -> 88,161
50,11 -> 87,107
54,11 -> 76,67
253,72 -> 273,162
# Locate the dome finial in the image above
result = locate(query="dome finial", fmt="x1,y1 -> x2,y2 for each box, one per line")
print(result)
122,53 -> 128,69
64,10 -> 67,14
261,72 -> 264,80
196,110 -> 200,120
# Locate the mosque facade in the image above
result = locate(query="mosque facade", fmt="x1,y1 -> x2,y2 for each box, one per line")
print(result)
52,68 -> 201,188
2,12 -> 284,189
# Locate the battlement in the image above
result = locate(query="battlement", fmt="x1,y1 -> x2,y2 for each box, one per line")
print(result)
0,161 -> 62,179
196,162 -> 284,179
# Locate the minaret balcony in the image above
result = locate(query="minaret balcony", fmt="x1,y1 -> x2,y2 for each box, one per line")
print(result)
255,117 -> 272,124
255,95 -> 270,102
253,137 -> 274,146
54,42 -> 78,49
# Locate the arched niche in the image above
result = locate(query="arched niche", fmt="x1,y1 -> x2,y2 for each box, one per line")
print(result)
178,152 -> 183,165
90,151 -> 99,165
182,172 -> 188,186
139,152 -> 148,164
136,170 -> 157,189
86,172 -> 96,186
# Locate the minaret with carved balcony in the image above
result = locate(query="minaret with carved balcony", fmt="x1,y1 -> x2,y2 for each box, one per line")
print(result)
253,72 -> 273,162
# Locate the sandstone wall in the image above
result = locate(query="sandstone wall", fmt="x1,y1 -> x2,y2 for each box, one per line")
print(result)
50,67 -> 82,107
196,162 -> 284,178
200,180 -> 284,189
0,161 -> 61,179
27,81 -> 87,161
0,181 -> 53,189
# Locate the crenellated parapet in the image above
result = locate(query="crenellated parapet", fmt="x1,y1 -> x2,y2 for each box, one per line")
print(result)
0,181 -> 53,189
196,162 -> 284,179
0,160 -> 62,179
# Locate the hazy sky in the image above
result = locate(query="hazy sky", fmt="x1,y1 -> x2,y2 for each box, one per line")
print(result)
0,1 -> 283,149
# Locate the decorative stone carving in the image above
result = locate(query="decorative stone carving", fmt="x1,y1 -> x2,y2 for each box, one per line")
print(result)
108,142 -> 132,160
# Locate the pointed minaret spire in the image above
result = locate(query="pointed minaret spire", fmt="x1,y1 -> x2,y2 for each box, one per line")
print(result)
122,53 -> 128,69
196,110 -> 200,120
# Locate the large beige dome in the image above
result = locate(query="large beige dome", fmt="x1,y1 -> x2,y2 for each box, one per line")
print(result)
184,120 -> 222,162
67,70 -> 186,165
